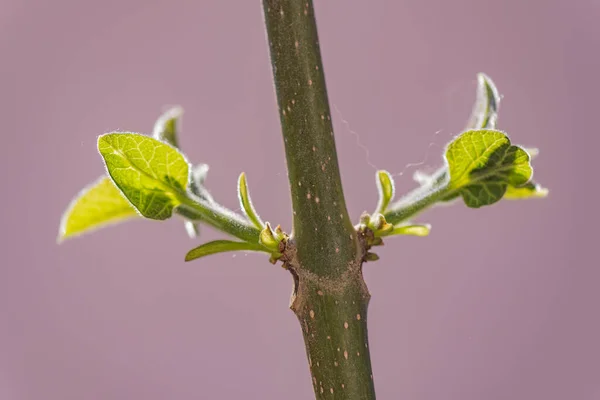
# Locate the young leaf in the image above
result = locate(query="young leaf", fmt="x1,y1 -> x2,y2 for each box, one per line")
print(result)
152,106 -> 183,148
445,129 -> 532,208
58,177 -> 138,242
504,182 -> 549,199
386,77 -> 546,225
381,224 -> 431,237
374,170 -> 395,214
238,173 -> 264,229
185,164 -> 214,238
465,73 -> 500,130
97,133 -> 190,220
189,164 -> 213,202
185,240 -> 269,262
367,213 -> 393,236
259,222 -> 281,252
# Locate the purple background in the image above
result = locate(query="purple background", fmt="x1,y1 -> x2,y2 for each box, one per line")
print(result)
2,1 -> 599,399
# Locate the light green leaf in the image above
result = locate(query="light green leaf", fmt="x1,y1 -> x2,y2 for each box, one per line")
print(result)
152,106 -> 183,148
445,129 -> 532,208
97,133 -> 190,220
465,73 -> 500,130
58,177 -> 138,242
258,222 -> 281,252
185,240 -> 269,262
367,213 -> 393,236
504,182 -> 549,199
378,224 -> 431,238
374,170 -> 395,214
238,172 -> 264,229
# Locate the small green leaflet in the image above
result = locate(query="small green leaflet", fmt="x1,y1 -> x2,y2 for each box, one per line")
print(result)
389,224 -> 431,237
465,73 -> 500,130
377,223 -> 431,238
445,129 -> 532,208
374,170 -> 395,214
258,222 -> 282,252
238,172 -> 264,229
504,182 -> 548,199
185,240 -> 269,262
58,177 -> 138,242
97,133 -> 190,220
152,106 -> 182,148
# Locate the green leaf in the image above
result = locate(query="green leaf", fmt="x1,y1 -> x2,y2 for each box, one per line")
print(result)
504,182 -> 549,199
58,177 -> 138,242
465,73 -> 500,130
238,172 -> 264,229
374,170 -> 395,214
97,133 -> 190,220
445,129 -> 532,208
259,222 -> 281,252
367,213 -> 394,236
152,106 -> 183,148
388,224 -> 431,237
185,240 -> 269,262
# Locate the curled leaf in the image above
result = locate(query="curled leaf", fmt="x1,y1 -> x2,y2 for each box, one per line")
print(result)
368,213 -> 385,231
259,222 -> 281,252
185,240 -> 268,262
152,106 -> 183,148
466,73 -> 500,130
359,212 -> 371,227
374,170 -> 395,214
238,173 -> 264,229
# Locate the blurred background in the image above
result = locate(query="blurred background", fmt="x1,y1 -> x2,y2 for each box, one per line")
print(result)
2,0 -> 599,399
